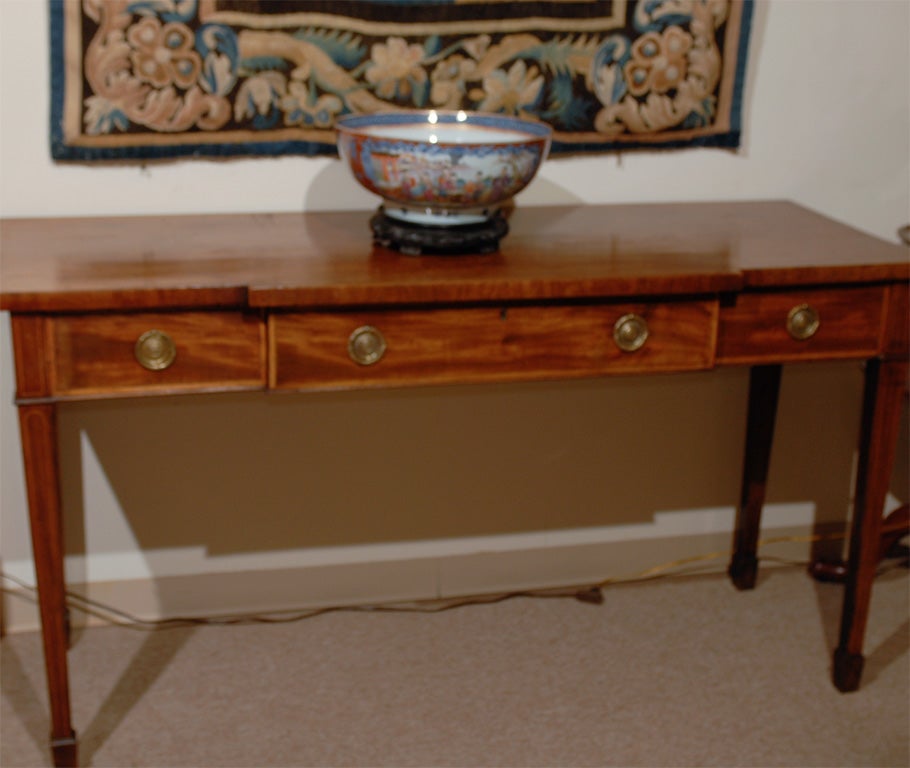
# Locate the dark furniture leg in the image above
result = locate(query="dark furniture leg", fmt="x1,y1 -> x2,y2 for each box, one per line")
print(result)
833,358 -> 908,692
18,403 -> 78,767
729,364 -> 782,590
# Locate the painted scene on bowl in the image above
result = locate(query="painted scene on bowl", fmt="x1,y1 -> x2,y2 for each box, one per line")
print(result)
342,137 -> 546,211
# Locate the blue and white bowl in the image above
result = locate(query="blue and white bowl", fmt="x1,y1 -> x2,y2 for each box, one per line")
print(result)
336,110 -> 552,227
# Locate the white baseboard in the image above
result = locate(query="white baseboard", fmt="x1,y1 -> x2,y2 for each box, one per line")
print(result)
2,503 -> 839,634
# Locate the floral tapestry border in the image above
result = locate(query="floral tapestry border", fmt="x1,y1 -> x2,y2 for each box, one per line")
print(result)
50,0 -> 754,161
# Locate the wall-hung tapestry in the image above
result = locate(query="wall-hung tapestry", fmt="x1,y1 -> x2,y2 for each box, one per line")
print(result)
50,0 -> 753,161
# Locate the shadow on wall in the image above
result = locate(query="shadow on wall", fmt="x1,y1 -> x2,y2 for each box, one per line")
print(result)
56,362 -> 867,560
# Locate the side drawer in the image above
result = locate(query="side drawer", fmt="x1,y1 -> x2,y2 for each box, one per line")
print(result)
270,300 -> 718,391
716,286 -> 885,364
52,311 -> 266,397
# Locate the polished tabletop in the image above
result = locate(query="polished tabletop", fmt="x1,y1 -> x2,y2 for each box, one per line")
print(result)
2,201 -> 907,313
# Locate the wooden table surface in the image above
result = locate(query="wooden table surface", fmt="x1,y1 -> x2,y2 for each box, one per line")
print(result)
1,200 -> 907,768
3,201 -> 906,313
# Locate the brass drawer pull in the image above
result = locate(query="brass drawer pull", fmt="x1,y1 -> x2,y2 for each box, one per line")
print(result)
134,329 -> 177,371
613,313 -> 649,352
348,325 -> 387,365
787,304 -> 820,340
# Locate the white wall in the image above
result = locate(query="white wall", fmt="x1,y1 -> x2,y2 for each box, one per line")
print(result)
2,0 -> 908,627
3,1 -> 908,231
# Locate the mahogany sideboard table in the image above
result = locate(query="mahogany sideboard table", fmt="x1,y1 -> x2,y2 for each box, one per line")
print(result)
1,201 -> 907,767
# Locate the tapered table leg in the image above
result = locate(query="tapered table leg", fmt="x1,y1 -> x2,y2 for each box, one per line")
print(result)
729,364 -> 782,590
833,358 -> 908,692
18,403 -> 78,767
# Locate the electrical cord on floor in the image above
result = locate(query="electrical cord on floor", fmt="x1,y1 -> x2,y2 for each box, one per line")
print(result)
0,530 -> 882,634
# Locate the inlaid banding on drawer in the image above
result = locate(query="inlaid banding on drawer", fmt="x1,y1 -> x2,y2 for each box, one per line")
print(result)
716,286 -> 885,364
51,311 -> 266,397
270,301 -> 718,391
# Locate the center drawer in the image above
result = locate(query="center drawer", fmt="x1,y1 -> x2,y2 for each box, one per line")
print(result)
269,300 -> 719,391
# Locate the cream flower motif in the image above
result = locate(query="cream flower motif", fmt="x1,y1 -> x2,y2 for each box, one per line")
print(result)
234,72 -> 286,122
365,36 -> 428,100
478,60 -> 543,115
281,83 -> 343,128
430,54 -> 478,108
127,17 -> 201,89
624,26 -> 692,97
462,34 -> 491,61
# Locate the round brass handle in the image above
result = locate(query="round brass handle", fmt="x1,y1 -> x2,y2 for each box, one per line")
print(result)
348,325 -> 387,366
613,313 -> 649,352
786,304 -> 820,340
134,329 -> 177,371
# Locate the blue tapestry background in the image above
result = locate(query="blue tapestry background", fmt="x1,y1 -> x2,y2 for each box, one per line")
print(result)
50,0 -> 753,161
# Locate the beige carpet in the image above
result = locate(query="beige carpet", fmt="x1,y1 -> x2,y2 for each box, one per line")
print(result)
2,565 -> 908,767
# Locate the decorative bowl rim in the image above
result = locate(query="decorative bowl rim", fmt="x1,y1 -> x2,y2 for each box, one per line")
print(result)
335,110 -> 553,144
